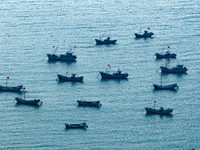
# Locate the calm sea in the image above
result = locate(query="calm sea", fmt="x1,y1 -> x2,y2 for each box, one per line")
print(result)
0,0 -> 199,149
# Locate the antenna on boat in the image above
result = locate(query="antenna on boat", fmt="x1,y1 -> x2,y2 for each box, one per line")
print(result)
102,34 -> 104,39
106,64 -> 111,72
52,46 -> 58,54
6,76 -> 9,87
153,100 -> 156,108
72,45 -> 76,53
23,87 -> 26,100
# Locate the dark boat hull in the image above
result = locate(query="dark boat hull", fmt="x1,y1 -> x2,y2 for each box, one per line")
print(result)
0,85 -> 23,92
95,39 -> 117,45
65,123 -> 88,129
134,32 -> 153,38
57,74 -> 83,82
47,54 -> 77,61
99,72 -> 128,79
145,107 -> 173,115
15,97 -> 41,106
155,53 -> 176,58
160,66 -> 188,73
153,84 -> 178,90
77,100 -> 101,107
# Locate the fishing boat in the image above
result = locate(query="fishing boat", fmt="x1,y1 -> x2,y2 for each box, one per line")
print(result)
0,85 -> 23,92
99,64 -> 128,79
153,75 -> 178,90
160,64 -> 188,73
155,51 -> 177,58
47,46 -> 77,61
57,73 -> 83,82
153,83 -> 178,90
95,36 -> 117,45
145,107 -> 173,115
65,123 -> 88,129
77,100 -> 102,107
0,76 -> 23,92
135,29 -> 154,38
155,46 -> 176,58
99,69 -> 128,79
145,101 -> 173,115
15,97 -> 42,106
15,88 -> 42,106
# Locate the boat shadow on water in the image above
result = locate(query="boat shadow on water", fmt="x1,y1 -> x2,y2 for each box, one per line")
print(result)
134,37 -> 154,41
153,88 -> 178,93
100,78 -> 128,83
57,80 -> 84,86
145,113 -> 173,118
65,127 -> 88,131
47,60 -> 76,65
77,105 -> 102,109
160,73 -> 188,79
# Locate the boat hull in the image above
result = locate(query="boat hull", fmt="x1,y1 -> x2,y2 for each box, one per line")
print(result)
65,123 -> 88,129
99,72 -> 128,79
57,74 -> 83,82
153,84 -> 178,90
15,97 -> 41,106
145,107 -> 173,115
0,85 -> 23,92
160,66 -> 188,73
155,53 -> 176,58
134,32 -> 153,38
95,39 -> 117,45
47,54 -> 77,61
77,100 -> 101,107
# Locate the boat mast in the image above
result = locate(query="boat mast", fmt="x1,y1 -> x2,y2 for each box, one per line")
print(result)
153,100 -> 156,109
160,74 -> 162,85
52,46 -> 58,54
6,76 -> 9,87
23,87 -> 27,100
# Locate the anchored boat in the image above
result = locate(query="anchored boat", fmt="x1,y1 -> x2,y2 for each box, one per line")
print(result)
57,73 -> 83,82
0,76 -> 23,92
160,64 -> 188,73
77,100 -> 102,107
65,123 -> 88,129
99,64 -> 128,79
95,35 -> 117,45
47,46 -> 77,61
15,88 -> 42,106
145,101 -> 173,115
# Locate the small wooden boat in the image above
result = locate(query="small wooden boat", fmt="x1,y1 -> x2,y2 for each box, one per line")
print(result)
57,73 -> 83,82
0,85 -> 23,92
153,75 -> 178,90
135,30 -> 154,38
65,123 -> 88,129
15,88 -> 42,106
153,83 -> 178,90
0,76 -> 23,92
77,100 -> 102,107
15,97 -> 42,106
95,37 -> 117,45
